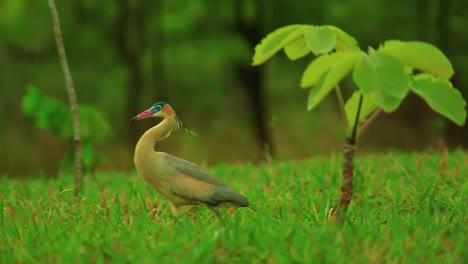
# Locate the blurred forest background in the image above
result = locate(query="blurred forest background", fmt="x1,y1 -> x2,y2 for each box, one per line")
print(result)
1,0 -> 467,177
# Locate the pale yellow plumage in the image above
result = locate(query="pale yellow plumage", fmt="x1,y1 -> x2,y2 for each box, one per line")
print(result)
133,102 -> 249,221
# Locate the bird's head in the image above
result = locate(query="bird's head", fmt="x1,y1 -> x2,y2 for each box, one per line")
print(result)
131,102 -> 197,136
131,102 -> 175,121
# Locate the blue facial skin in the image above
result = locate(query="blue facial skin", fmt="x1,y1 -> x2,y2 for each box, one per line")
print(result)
150,102 -> 166,113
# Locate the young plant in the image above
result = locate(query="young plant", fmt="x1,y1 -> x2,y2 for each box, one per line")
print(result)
22,86 -> 111,174
252,24 -> 467,219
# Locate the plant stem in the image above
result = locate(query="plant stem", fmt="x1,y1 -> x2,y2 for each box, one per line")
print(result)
48,0 -> 83,196
338,94 -> 363,217
358,108 -> 381,137
334,85 -> 348,129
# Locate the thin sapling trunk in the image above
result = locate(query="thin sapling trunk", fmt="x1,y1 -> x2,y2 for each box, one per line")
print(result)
48,0 -> 83,196
338,94 -> 363,217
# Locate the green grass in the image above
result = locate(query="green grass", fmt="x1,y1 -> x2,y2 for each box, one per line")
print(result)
1,150 -> 467,263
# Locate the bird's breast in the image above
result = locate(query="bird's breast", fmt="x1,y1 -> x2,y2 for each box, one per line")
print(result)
135,152 -> 166,182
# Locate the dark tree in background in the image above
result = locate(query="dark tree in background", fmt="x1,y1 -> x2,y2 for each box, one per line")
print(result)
71,0 -> 168,143
114,0 -> 145,143
413,0 -> 467,148
397,0 -> 434,138
147,0 -> 168,103
114,0 -> 167,143
233,0 -> 275,160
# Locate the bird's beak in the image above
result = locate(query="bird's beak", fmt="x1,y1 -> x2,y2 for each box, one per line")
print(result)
131,109 -> 153,121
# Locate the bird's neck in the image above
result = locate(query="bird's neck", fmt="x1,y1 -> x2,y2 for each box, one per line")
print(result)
135,114 -> 177,155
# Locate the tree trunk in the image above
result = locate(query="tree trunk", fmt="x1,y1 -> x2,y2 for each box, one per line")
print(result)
114,0 -> 145,143
415,0 -> 430,41
147,0 -> 168,101
233,0 -> 275,160
401,0 -> 433,135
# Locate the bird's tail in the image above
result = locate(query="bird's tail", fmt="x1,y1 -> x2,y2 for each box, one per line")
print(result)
212,187 -> 249,207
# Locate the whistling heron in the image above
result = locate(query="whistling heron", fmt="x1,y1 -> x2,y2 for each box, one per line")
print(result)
132,102 -> 249,223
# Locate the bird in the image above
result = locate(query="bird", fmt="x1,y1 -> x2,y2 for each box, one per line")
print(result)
132,102 -> 249,223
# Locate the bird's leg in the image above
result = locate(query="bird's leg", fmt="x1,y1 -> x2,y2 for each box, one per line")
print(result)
208,206 -> 225,226
169,202 -> 179,216
169,203 -> 180,224
208,206 -> 226,238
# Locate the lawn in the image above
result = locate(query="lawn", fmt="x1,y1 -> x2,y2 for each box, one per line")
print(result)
1,150 -> 467,263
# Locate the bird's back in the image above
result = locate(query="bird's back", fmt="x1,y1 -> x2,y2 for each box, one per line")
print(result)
160,152 -> 227,187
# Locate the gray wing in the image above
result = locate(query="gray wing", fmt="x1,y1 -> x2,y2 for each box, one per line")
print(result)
160,152 -> 227,187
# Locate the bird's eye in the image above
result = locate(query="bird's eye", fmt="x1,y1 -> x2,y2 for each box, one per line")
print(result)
151,104 -> 162,112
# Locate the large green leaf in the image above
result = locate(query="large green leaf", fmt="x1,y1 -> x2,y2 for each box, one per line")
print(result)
379,40 -> 454,79
304,26 -> 336,55
411,74 -> 466,126
353,51 -> 410,112
324,25 -> 359,52
301,51 -> 363,88
284,36 -> 310,60
307,52 -> 363,110
301,52 -> 341,88
252,24 -> 312,65
345,91 -> 378,126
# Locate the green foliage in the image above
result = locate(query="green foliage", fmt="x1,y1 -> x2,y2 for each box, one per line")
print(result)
411,74 -> 467,126
253,24 -> 466,128
0,0 -> 51,49
305,51 -> 362,110
21,85 -> 111,171
22,86 -> 72,138
345,91 -> 377,126
304,26 -> 336,55
252,24 -> 360,66
301,51 -> 363,89
379,40 -> 455,79
283,35 -> 310,61
353,50 -> 410,112
1,151 -> 466,263
252,24 -> 312,66
325,25 -> 359,52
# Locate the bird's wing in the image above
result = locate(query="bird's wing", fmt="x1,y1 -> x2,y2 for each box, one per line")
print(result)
166,172 -> 249,207
165,173 -> 222,206
160,152 -> 227,187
